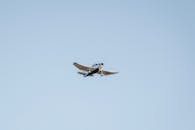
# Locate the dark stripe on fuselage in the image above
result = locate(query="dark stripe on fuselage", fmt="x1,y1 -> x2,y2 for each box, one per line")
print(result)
85,68 -> 99,77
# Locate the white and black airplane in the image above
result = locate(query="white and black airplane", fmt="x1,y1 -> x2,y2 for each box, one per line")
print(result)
73,62 -> 118,77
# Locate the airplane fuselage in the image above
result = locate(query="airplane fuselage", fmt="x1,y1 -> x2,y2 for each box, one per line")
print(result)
84,64 -> 103,77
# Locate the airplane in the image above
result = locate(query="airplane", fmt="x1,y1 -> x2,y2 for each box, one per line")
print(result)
73,62 -> 118,77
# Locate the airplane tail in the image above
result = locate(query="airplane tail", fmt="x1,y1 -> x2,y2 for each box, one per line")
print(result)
78,72 -> 93,77
78,72 -> 86,76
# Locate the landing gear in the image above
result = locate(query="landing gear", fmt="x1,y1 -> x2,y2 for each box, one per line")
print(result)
100,71 -> 103,76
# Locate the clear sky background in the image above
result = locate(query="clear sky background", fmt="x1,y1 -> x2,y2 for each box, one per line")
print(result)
0,0 -> 194,130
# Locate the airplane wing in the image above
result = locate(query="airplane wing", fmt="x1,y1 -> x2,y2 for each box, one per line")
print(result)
73,62 -> 95,72
99,70 -> 118,76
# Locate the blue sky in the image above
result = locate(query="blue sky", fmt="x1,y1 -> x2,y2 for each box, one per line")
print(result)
0,0 -> 195,130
